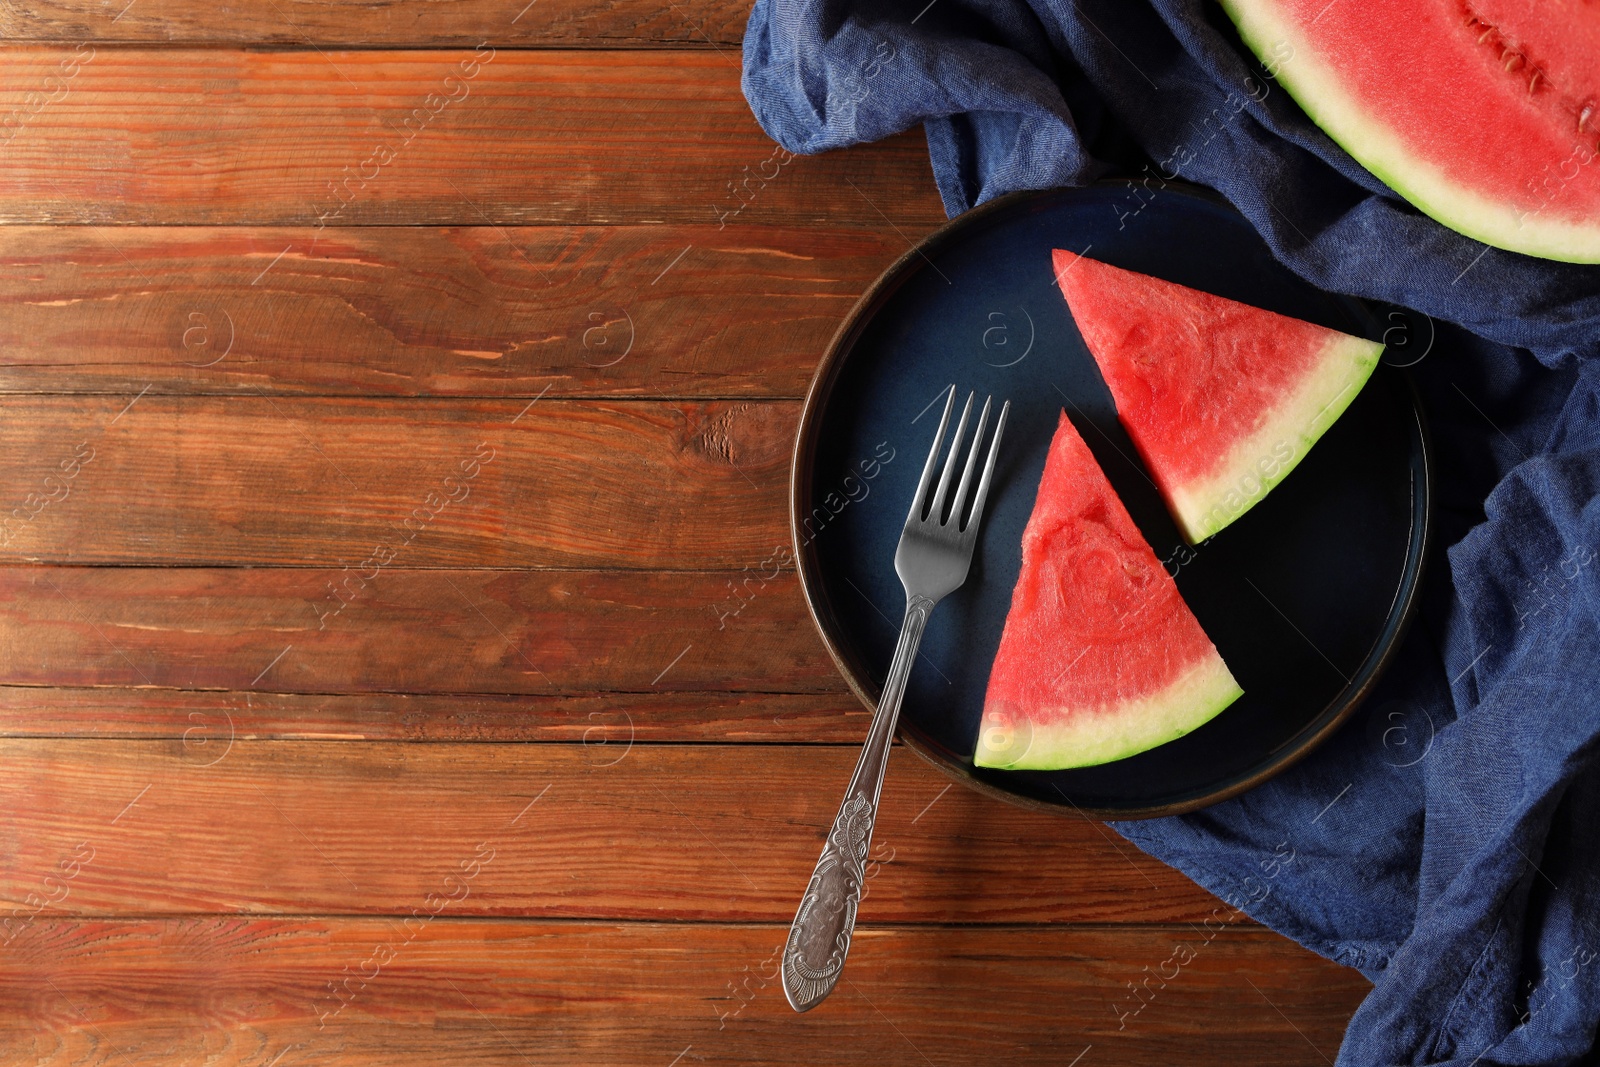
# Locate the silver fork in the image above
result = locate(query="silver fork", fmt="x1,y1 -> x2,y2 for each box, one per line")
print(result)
782,386 -> 1009,1013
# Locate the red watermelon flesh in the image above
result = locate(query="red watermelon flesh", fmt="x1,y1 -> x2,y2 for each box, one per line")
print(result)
1218,0 -> 1600,262
1055,252 -> 1382,544
974,411 -> 1242,771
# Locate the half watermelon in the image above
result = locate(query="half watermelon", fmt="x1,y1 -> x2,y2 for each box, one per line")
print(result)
974,411 -> 1242,771
1055,252 -> 1382,544
1219,0 -> 1600,262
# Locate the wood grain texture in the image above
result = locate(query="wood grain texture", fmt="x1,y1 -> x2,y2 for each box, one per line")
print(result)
0,739 -> 1224,923
0,687 -> 872,743
0,919 -> 1368,1067
0,224 -> 906,398
0,48 -> 945,227
0,567 -> 839,693
0,397 -> 794,568
0,0 -> 752,46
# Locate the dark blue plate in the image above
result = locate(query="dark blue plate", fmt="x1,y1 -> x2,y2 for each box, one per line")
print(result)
790,182 -> 1431,818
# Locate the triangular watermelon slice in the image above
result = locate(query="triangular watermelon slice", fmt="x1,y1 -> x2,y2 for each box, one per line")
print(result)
975,411 -> 1243,771
1054,252 -> 1383,544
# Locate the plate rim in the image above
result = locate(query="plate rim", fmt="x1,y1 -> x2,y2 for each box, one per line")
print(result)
789,180 -> 1434,820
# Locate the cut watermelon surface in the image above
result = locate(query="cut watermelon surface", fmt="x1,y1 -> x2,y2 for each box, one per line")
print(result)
1055,252 -> 1382,544
1219,0 -> 1600,262
974,412 -> 1242,771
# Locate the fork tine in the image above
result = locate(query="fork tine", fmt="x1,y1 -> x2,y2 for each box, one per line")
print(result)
963,399 -> 1010,537
950,396 -> 992,531
906,386 -> 956,526
928,392 -> 974,524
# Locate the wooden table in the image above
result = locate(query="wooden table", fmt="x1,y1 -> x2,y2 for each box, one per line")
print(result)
0,4 -> 1369,1063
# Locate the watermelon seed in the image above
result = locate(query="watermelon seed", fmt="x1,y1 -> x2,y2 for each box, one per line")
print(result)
1529,69 -> 1542,94
1579,104 -> 1594,133
1477,27 -> 1496,44
1503,52 -> 1524,73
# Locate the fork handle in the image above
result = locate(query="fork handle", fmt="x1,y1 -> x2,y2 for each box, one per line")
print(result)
782,593 -> 935,1013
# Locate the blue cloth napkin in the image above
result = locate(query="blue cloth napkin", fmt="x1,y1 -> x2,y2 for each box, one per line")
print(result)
742,2 -> 1600,1062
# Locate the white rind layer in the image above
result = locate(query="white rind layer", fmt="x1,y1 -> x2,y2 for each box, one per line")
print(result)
1219,0 -> 1600,264
974,650 -> 1244,771
1168,332 -> 1382,543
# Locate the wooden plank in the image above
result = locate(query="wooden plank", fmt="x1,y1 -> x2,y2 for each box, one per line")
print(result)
0,567 -> 840,693
0,687 -> 870,743
0,739 -> 1226,923
0,0 -> 752,46
0,48 -> 945,227
0,224 -> 900,398
0,398 -> 796,568
0,919 -> 1366,1066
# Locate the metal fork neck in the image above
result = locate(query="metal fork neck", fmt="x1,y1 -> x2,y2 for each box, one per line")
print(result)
846,594 -> 934,804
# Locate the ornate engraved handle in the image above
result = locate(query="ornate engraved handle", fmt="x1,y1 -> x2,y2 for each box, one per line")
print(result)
782,595 -> 934,1012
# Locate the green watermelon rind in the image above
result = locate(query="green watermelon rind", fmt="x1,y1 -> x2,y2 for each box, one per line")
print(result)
973,650 -> 1243,771
1168,333 -> 1383,543
1218,0 -> 1600,264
